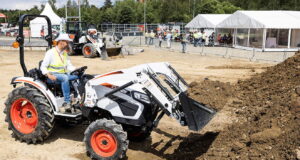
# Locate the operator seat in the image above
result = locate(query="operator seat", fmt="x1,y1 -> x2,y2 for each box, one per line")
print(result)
36,60 -> 62,96
38,60 -> 83,97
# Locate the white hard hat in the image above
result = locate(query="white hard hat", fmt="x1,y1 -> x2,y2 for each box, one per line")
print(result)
88,28 -> 97,32
55,33 -> 72,42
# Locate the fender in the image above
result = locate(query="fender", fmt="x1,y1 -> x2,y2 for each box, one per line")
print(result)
11,77 -> 59,112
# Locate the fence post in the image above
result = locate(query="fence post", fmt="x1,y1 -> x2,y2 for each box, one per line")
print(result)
283,49 -> 287,61
140,35 -> 141,46
250,47 -> 256,61
223,45 -> 230,58
201,45 -> 205,56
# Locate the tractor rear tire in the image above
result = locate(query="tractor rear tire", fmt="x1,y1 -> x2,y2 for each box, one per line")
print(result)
84,119 -> 128,160
4,86 -> 55,144
82,43 -> 97,58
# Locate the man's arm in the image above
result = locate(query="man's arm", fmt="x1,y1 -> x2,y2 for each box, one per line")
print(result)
41,51 -> 51,75
41,50 -> 56,81
66,56 -> 76,72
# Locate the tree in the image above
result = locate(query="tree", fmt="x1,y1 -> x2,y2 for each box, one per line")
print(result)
100,8 -> 114,23
65,0 -> 79,18
48,0 -> 57,11
71,0 -> 78,8
103,0 -> 113,9
28,5 -> 40,15
117,5 -> 134,23
195,0 -> 240,14
221,1 -> 241,13
113,0 -> 137,23
82,5 -> 100,24
82,0 -> 90,8
40,4 -> 45,11
67,0 -> 72,7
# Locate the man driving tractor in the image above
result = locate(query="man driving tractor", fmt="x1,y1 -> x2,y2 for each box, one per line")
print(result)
40,34 -> 78,113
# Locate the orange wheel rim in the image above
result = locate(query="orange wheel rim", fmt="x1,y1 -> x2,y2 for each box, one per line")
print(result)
10,98 -> 38,134
84,47 -> 91,55
91,129 -> 117,157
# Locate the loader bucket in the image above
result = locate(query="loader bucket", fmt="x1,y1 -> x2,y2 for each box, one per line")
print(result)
106,47 -> 122,57
179,93 -> 216,131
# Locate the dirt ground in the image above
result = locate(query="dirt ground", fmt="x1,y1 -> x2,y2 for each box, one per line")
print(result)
0,47 -> 283,160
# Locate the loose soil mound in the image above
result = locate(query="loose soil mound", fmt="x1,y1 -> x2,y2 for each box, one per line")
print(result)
196,52 -> 300,159
188,80 -> 234,111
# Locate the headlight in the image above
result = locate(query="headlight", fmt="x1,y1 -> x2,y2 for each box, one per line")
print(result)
133,92 -> 150,104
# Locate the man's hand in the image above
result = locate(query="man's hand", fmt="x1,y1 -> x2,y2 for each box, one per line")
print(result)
47,73 -> 56,81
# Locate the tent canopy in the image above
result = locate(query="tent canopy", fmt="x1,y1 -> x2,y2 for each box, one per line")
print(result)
217,11 -> 300,29
0,13 -> 6,18
30,3 -> 62,37
30,3 -> 62,26
185,14 -> 230,29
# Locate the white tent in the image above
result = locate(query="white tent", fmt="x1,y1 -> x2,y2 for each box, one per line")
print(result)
218,11 -> 300,29
217,11 -> 300,51
185,14 -> 230,29
30,3 -> 62,37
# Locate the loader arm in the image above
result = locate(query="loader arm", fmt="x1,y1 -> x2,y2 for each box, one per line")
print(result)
134,63 -> 216,131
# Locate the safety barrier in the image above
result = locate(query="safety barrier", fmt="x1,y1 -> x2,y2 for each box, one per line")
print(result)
127,36 -> 297,63
1,35 -> 297,63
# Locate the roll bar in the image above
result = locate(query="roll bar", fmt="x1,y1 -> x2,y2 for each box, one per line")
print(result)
16,14 -> 53,76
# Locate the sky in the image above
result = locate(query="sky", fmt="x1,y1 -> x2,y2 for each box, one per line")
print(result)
0,0 -> 116,10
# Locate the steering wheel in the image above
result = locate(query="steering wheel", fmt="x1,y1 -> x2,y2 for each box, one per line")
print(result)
70,66 -> 88,76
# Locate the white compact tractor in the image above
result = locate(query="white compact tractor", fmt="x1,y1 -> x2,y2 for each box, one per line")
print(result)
66,21 -> 122,59
4,15 -> 216,160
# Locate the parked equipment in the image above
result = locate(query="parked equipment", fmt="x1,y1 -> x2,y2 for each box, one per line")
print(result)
66,21 -> 122,59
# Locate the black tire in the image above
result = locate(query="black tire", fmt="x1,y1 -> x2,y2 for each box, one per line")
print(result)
84,119 -> 128,160
82,43 -> 98,58
4,86 -> 55,144
128,129 -> 151,142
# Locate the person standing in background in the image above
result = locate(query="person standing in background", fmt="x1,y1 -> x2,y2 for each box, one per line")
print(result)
145,31 -> 149,45
217,33 -> 222,44
149,30 -> 155,45
180,33 -> 188,53
166,31 -> 172,48
208,32 -> 215,47
158,33 -> 163,48
193,31 -> 198,47
198,31 -> 203,46
202,31 -> 207,46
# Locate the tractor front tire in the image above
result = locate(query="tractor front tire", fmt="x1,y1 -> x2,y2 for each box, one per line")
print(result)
4,86 -> 55,144
84,119 -> 128,160
82,43 -> 97,58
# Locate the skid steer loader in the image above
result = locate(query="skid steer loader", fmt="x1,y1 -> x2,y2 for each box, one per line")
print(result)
66,21 -> 122,59
4,15 -> 216,160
